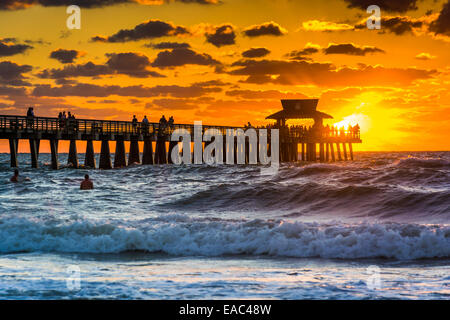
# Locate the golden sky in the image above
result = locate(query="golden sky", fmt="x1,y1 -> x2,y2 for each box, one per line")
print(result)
0,0 -> 450,152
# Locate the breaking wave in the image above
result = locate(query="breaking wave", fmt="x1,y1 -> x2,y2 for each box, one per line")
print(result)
0,216 -> 449,260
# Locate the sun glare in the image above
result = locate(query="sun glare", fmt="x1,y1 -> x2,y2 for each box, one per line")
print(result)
332,113 -> 371,132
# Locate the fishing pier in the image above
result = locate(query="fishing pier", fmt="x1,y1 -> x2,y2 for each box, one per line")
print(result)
0,99 -> 361,169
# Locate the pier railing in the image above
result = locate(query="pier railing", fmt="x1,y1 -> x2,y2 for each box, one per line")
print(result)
0,115 -> 244,137
0,115 -> 361,141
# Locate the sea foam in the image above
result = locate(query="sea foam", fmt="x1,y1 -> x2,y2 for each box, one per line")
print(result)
0,216 -> 448,260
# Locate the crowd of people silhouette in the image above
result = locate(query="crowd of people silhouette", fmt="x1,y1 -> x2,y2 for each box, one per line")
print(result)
255,123 -> 360,139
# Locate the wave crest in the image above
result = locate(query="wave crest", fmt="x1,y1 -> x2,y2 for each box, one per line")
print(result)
1,217 -> 448,260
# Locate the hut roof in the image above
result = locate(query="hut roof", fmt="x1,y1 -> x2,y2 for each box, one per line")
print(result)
266,99 -> 333,120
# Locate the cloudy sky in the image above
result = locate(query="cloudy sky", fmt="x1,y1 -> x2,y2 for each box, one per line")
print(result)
0,0 -> 449,151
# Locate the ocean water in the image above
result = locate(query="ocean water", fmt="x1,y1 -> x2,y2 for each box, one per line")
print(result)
0,151 -> 449,299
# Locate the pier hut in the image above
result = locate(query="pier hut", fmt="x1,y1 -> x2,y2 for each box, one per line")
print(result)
266,99 -> 361,162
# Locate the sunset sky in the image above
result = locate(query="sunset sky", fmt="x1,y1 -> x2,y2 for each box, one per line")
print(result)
0,0 -> 450,152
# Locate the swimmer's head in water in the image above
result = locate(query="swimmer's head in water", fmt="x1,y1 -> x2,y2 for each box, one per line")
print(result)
14,169 -> 19,176
85,174 -> 89,180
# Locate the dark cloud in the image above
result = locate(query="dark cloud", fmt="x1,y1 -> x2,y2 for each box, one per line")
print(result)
0,61 -> 32,86
38,62 -> 112,79
429,0 -> 450,36
91,20 -> 189,43
49,49 -> 81,64
152,48 -> 220,68
145,42 -> 191,49
0,0 -> 218,10
226,89 -> 308,100
32,83 -> 221,98
205,24 -> 236,47
228,59 -> 436,87
243,22 -> 287,37
0,85 -> 27,96
355,16 -> 423,35
343,0 -> 418,13
242,48 -> 271,58
192,79 -> 230,87
150,98 -> 205,110
39,52 -> 164,79
285,45 -> 320,60
323,43 -> 385,56
106,52 -> 164,77
0,39 -> 32,57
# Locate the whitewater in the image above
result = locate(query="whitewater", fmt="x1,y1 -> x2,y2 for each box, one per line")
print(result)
0,151 -> 449,299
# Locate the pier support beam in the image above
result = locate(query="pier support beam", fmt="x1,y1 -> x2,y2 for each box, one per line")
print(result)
319,143 -> 325,162
142,137 -> 154,165
99,140 -> 112,170
50,139 -> 59,170
343,143 -> 348,161
29,139 -> 39,168
114,139 -> 127,168
9,138 -> 18,168
336,143 -> 342,161
128,139 -> 140,165
68,140 -> 78,168
84,140 -> 96,168
168,141 -> 178,164
330,143 -> 335,162
294,143 -> 298,162
154,139 -> 167,164
310,143 -> 316,161
326,143 -> 330,162
301,143 -> 305,161
349,143 -> 354,161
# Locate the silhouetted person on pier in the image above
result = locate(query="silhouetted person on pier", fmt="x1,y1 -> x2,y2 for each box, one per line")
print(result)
353,124 -> 360,138
324,124 -> 330,137
80,174 -> 94,190
142,115 -> 149,133
132,115 -> 138,133
26,107 -> 34,128
168,116 -> 174,129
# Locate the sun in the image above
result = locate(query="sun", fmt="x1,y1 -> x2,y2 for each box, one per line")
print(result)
332,113 -> 371,132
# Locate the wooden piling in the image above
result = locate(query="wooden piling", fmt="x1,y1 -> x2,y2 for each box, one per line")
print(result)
114,138 -> 127,168
29,139 -> 39,168
336,143 -> 342,161
349,143 -> 354,161
99,140 -> 112,170
168,141 -> 178,164
84,140 -> 96,168
294,143 -> 299,161
330,143 -> 335,162
68,139 -> 78,168
154,139 -> 167,164
343,143 -> 348,161
50,139 -> 59,170
142,137 -> 154,165
128,139 -> 140,165
9,138 -> 18,168
326,143 -> 330,162
319,143 -> 325,162
301,143 -> 305,161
